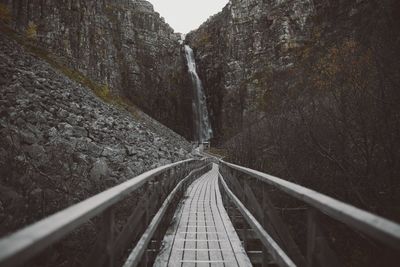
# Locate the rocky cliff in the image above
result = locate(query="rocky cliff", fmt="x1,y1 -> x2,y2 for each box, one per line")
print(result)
0,31 -> 194,238
0,0 -> 193,138
187,0 -> 399,143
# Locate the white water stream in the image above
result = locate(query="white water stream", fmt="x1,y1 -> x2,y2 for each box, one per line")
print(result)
184,45 -> 213,142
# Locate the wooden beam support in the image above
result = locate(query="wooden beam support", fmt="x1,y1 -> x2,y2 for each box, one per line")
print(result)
219,173 -> 296,267
307,208 -> 341,267
220,160 -> 400,250
85,208 -> 115,267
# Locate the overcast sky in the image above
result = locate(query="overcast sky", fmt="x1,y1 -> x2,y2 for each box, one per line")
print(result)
147,0 -> 229,33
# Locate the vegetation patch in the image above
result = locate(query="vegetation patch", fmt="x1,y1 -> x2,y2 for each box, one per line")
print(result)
0,4 -> 10,23
26,21 -> 37,39
196,31 -> 212,47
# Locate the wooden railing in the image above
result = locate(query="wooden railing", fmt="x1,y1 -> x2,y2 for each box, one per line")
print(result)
218,159 -> 400,267
2,155 -> 399,267
0,158 -> 211,267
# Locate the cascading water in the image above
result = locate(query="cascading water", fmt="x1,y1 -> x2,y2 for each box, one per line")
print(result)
184,45 -> 213,143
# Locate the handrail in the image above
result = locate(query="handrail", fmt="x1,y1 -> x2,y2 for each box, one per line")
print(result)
122,164 -> 210,267
0,158 -> 201,267
220,160 -> 400,250
218,173 -> 296,267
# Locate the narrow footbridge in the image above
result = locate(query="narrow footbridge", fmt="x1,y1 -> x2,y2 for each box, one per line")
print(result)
0,157 -> 399,267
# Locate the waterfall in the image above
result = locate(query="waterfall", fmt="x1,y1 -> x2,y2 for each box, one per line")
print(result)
184,45 -> 213,143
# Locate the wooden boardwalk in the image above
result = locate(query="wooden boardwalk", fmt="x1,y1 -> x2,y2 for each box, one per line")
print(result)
154,164 -> 251,266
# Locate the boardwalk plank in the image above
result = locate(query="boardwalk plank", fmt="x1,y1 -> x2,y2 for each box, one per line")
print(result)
154,164 -> 251,267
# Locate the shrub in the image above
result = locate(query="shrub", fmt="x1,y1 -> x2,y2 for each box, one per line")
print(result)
98,84 -> 110,99
26,21 -> 37,39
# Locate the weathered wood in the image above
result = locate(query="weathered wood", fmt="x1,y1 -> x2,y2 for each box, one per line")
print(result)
221,160 -> 400,250
122,166 -> 192,267
85,208 -> 115,267
307,208 -> 341,267
226,171 -> 245,200
306,209 -> 317,267
214,165 -> 252,267
122,164 -> 211,267
0,158 -> 201,267
113,199 -> 147,258
248,250 -> 263,264
259,184 -> 306,266
104,209 -> 115,267
243,181 -> 265,224
154,164 -> 252,267
236,229 -> 259,241
219,173 -> 296,267
229,177 -> 306,266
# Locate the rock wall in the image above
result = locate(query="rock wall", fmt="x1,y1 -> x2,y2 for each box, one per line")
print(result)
0,0 -> 193,138
0,32 -> 194,237
186,0 -> 394,143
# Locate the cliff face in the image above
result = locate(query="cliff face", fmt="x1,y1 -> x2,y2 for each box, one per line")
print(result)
0,0 -> 193,138
186,0 -> 397,143
0,31 -> 193,238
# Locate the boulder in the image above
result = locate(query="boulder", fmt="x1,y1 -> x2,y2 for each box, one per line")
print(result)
90,158 -> 110,182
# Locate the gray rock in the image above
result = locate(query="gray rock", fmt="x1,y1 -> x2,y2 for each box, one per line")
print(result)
19,130 -> 37,145
0,185 -> 24,209
58,122 -> 73,136
57,108 -> 68,118
87,141 -> 103,156
23,144 -> 47,166
90,158 -> 110,182
177,148 -> 186,157
125,145 -> 137,156
72,126 -> 87,137
48,127 -> 58,137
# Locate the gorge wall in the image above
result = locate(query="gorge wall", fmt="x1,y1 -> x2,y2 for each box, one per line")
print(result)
0,0 -> 193,138
186,0 -> 400,143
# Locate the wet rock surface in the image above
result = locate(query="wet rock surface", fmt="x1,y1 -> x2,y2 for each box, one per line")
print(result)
0,32 -> 194,236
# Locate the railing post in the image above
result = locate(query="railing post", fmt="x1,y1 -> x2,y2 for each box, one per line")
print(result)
85,208 -> 115,267
307,208 -> 317,267
143,195 -> 151,267
262,183 -> 269,267
307,208 -> 341,267
104,209 -> 115,267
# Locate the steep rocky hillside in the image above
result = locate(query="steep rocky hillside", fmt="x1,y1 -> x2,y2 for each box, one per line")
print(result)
0,31 -> 194,236
0,0 -> 193,138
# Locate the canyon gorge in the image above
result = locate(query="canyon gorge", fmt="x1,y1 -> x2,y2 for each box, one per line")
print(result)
0,0 -> 400,266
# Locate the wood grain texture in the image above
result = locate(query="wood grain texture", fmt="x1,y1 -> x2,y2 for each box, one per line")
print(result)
154,164 -> 252,267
